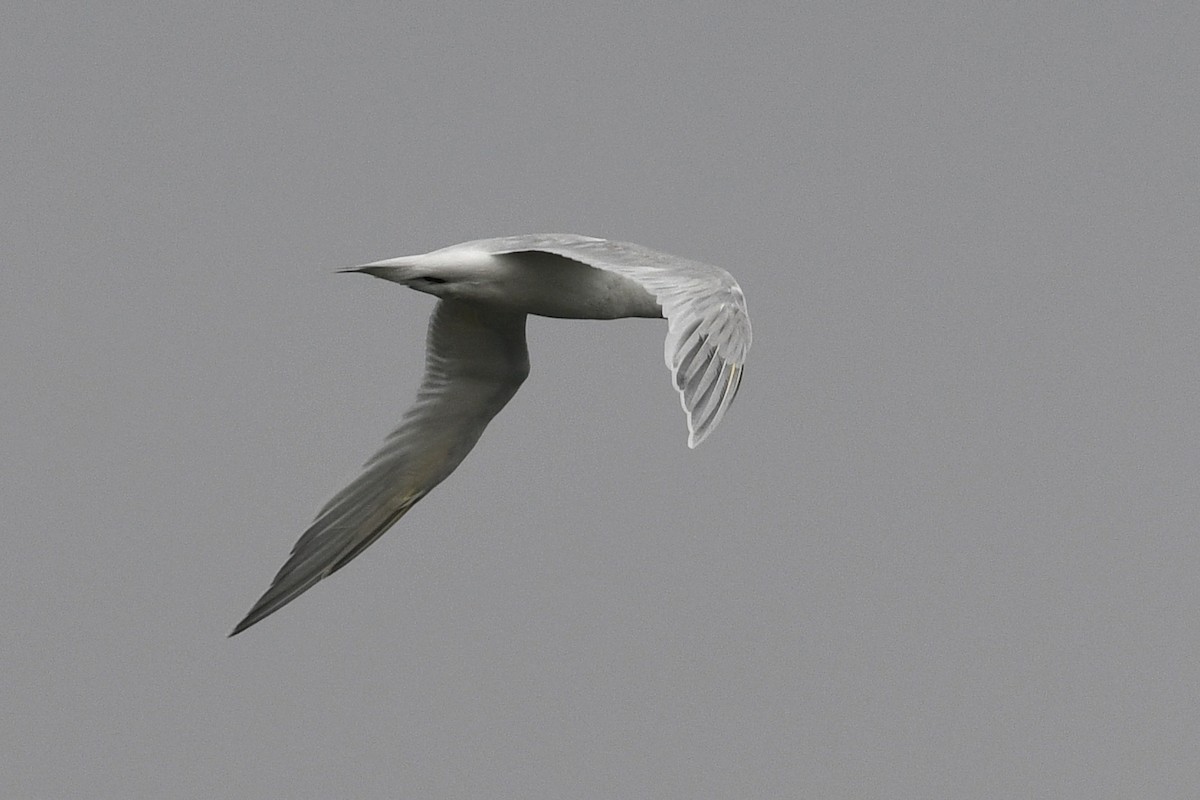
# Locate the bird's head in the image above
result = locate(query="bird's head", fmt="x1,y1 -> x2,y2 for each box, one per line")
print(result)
340,247 -> 497,299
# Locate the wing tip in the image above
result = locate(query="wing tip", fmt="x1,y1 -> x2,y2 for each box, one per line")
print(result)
228,597 -> 276,637
678,360 -> 746,449
228,613 -> 256,638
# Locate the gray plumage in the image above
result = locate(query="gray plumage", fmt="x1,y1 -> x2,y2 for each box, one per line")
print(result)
231,234 -> 751,635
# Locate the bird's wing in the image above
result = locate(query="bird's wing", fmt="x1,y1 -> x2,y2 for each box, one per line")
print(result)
479,234 -> 751,447
231,299 -> 529,635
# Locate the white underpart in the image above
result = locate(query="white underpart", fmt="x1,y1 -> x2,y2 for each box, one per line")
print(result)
477,234 -> 751,446
231,234 -> 751,635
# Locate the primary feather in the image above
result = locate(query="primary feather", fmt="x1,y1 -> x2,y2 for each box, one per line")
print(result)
231,234 -> 750,635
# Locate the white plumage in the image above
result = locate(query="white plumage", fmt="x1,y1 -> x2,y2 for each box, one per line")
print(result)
231,234 -> 752,635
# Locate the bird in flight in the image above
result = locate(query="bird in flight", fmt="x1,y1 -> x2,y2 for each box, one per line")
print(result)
231,234 -> 752,635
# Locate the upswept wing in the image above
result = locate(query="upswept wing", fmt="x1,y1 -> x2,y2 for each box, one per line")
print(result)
479,234 -> 751,447
231,300 -> 528,635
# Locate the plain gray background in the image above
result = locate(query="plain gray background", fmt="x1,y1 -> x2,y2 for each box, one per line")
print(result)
4,3 -> 1198,798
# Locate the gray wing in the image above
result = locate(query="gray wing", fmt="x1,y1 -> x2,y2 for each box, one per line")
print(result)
231,299 -> 529,635
480,234 -> 750,447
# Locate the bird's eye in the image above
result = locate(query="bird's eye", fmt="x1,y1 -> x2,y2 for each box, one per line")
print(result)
422,277 -> 447,285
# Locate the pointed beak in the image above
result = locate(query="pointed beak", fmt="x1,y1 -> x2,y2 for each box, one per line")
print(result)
337,256 -> 415,280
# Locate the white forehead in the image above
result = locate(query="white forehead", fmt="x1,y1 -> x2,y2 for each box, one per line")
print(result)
421,244 -> 499,269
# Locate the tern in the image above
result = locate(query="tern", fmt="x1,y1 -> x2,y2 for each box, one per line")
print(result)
231,234 -> 751,635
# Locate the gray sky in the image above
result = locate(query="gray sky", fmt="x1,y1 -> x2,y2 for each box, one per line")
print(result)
4,3 -> 1198,798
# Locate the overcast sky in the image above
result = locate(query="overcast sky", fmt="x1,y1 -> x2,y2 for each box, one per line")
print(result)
4,3 -> 1198,798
